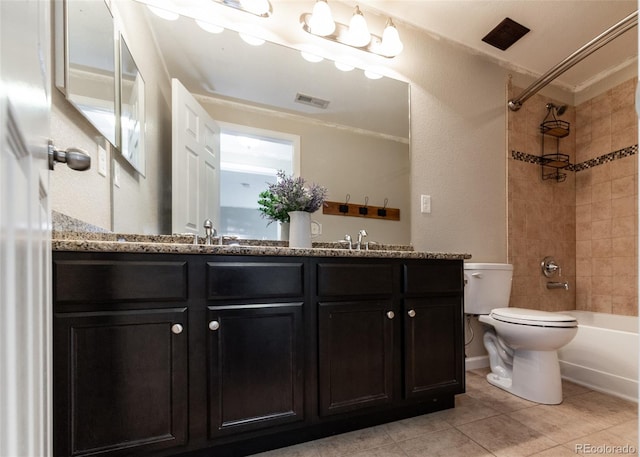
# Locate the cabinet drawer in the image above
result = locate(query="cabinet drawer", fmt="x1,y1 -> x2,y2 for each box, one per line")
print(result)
207,262 -> 304,300
317,263 -> 394,296
403,261 -> 463,294
54,260 -> 187,304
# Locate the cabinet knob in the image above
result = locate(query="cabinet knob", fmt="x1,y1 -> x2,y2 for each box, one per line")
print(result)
408,309 -> 416,318
386,311 -> 395,320
171,323 -> 184,335
209,320 -> 220,331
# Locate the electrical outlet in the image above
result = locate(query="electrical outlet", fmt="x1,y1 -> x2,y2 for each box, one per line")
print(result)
114,161 -> 121,188
421,195 -> 431,214
311,220 -> 322,236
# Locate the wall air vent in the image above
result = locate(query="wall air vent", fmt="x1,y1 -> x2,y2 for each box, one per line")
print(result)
295,93 -> 330,109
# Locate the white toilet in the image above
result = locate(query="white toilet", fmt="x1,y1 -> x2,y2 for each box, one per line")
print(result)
464,263 -> 578,404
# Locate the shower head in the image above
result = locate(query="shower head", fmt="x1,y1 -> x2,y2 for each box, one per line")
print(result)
546,103 -> 567,116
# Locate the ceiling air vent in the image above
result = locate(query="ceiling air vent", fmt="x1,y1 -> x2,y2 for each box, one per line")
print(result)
295,93 -> 330,109
482,17 -> 530,51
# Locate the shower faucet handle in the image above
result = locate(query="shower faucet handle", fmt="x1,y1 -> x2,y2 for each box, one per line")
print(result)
541,256 -> 560,278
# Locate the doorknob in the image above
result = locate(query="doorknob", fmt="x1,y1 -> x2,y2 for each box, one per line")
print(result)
48,141 -> 91,171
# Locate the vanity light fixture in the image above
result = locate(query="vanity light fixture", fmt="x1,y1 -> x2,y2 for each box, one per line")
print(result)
308,0 -> 335,36
347,6 -> 371,47
300,2 -> 403,58
380,18 -> 403,56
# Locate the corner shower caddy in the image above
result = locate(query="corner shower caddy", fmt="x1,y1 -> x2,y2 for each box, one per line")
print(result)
540,104 -> 570,182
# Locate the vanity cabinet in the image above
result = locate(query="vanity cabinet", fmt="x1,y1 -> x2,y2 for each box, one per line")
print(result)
204,260 -> 306,438
403,261 -> 465,398
316,259 -> 464,417
316,261 -> 398,416
52,255 -> 189,457
52,251 -> 464,457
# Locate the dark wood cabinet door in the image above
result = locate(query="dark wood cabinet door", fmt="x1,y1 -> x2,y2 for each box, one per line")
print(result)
318,300 -> 395,416
404,296 -> 464,398
53,308 -> 188,457
207,303 -> 304,438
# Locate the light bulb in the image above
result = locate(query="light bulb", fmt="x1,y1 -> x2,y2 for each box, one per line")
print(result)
309,0 -> 335,37
347,6 -> 370,47
380,18 -> 403,56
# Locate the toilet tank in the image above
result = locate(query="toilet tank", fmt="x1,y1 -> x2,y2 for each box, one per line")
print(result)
463,263 -> 513,315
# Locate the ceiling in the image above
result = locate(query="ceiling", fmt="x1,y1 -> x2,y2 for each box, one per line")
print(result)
357,0 -> 638,91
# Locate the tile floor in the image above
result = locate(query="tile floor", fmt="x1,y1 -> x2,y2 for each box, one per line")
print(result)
250,368 -> 638,457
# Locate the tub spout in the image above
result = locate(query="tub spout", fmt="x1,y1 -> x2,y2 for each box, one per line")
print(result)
547,281 -> 569,290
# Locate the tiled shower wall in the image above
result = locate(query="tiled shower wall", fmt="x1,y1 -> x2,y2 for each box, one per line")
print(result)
574,78 -> 638,315
508,89 -> 577,312
507,78 -> 638,316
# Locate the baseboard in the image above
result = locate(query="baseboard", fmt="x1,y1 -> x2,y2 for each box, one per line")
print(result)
465,355 -> 489,371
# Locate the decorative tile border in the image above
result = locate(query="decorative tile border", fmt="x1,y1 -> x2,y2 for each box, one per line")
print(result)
572,144 -> 638,172
511,144 -> 637,173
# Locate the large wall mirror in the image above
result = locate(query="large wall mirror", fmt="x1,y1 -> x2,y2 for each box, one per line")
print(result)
119,36 -> 145,175
56,0 -> 117,146
124,1 -> 411,242
55,0 -> 146,175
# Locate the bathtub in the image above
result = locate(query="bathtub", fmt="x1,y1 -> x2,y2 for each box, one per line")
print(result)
557,311 -> 638,402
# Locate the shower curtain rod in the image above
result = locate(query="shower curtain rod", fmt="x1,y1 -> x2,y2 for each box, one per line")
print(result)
508,10 -> 638,111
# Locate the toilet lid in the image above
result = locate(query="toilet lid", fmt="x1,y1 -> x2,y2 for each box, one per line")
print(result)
490,307 -> 578,328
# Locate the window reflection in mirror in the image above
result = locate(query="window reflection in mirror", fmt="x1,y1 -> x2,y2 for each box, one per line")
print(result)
219,126 -> 298,240
120,36 -> 146,175
66,0 -> 117,146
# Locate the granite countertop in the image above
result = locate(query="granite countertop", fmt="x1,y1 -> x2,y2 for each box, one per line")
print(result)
52,231 -> 472,260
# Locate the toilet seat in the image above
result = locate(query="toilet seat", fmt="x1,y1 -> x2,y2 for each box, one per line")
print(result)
490,307 -> 578,328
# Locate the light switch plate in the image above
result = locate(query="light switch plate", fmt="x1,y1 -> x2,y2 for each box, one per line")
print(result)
421,194 -> 431,214
97,145 -> 107,177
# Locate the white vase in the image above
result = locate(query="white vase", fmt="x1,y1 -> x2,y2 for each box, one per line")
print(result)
279,222 -> 290,241
288,211 -> 312,248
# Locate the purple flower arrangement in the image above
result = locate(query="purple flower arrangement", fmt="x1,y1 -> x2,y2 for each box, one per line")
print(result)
258,170 -> 328,224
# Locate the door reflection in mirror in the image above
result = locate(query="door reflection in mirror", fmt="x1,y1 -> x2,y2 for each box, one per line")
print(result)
220,126 -> 297,240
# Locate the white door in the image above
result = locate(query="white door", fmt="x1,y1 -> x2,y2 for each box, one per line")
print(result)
0,0 -> 53,456
171,78 -> 220,235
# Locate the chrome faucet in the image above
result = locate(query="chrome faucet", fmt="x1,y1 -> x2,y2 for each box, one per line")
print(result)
203,219 -> 217,245
340,234 -> 353,250
355,229 -> 368,250
547,281 -> 569,290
